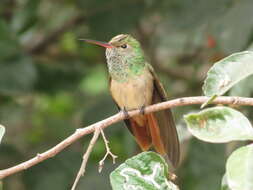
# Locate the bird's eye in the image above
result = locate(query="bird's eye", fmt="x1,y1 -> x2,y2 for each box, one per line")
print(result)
121,44 -> 127,49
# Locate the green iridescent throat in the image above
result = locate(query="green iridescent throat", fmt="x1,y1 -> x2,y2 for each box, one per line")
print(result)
107,53 -> 145,82
106,37 -> 145,82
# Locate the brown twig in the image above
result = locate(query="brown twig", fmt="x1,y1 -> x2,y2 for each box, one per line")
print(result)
71,127 -> 117,190
98,129 -> 117,173
71,127 -> 101,190
1,96 -> 253,179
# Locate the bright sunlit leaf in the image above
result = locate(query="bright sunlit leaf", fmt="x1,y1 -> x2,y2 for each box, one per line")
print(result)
226,144 -> 253,190
203,51 -> 253,96
0,125 -> 5,144
184,106 -> 253,143
110,152 -> 179,190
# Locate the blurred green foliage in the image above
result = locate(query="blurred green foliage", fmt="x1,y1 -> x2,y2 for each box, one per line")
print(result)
0,0 -> 253,189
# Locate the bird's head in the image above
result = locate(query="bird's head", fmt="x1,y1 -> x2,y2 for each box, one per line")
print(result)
81,34 -> 145,66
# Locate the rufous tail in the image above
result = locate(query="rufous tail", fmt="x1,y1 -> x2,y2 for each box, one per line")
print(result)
146,113 -> 166,155
129,118 -> 152,151
129,113 -> 167,156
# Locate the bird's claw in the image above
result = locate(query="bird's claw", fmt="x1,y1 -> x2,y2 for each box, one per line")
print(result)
122,107 -> 130,119
139,105 -> 145,115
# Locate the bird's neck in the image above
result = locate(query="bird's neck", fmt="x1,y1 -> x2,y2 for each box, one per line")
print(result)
107,56 -> 145,82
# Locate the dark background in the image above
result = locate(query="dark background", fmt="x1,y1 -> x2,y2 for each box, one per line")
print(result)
1,0 -> 253,189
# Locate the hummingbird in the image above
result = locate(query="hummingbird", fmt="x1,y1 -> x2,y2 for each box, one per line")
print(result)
82,34 -> 180,168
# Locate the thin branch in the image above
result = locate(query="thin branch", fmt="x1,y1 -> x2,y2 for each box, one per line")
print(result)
98,129 -> 117,173
71,127 -> 101,190
72,127 -> 117,189
1,96 -> 253,179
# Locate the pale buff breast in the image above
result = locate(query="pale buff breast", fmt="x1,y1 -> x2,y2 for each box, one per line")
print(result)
110,68 -> 154,111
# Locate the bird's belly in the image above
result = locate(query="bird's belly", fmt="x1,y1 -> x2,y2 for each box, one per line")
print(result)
110,72 -> 154,110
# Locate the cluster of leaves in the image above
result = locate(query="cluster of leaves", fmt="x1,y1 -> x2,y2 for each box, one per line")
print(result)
110,52 -> 253,190
185,51 -> 253,190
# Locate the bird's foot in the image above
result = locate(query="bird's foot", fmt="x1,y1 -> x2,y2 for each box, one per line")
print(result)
122,107 -> 130,119
139,105 -> 146,115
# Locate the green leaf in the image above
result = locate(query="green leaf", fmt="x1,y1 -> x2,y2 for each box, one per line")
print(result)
203,51 -> 253,96
226,144 -> 253,190
229,75 -> 253,97
110,152 -> 179,190
184,106 -> 253,143
0,125 -> 5,144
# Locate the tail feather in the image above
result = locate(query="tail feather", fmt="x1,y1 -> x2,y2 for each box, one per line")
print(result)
126,111 -> 179,168
146,113 -> 166,155
129,118 -> 152,151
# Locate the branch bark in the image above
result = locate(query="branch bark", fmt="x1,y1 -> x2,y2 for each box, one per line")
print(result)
71,127 -> 101,190
1,96 -> 253,179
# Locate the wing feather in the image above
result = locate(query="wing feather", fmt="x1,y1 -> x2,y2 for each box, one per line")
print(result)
147,64 -> 180,167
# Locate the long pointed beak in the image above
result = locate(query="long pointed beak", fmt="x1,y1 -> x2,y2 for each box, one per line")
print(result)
79,39 -> 114,48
